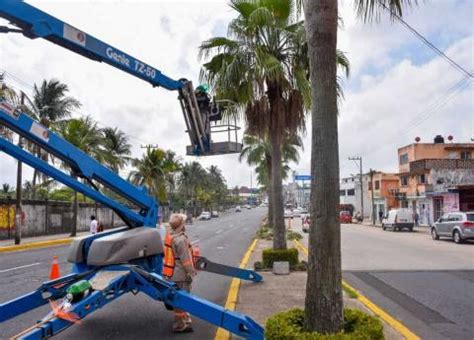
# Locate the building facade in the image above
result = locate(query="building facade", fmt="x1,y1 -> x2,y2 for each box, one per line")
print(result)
340,176 -> 371,218
368,172 -> 399,221
396,137 -> 474,225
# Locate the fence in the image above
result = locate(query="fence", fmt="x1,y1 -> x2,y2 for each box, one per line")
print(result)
0,198 -> 123,240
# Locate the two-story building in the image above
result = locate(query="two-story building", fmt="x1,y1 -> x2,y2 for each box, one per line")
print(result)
368,172 -> 399,220
340,176 -> 371,218
396,136 -> 474,225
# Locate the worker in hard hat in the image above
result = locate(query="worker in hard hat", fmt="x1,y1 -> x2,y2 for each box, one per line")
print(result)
163,213 -> 196,333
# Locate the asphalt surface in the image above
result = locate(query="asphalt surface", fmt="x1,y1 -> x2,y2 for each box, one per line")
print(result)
0,208 -> 265,339
296,221 -> 474,340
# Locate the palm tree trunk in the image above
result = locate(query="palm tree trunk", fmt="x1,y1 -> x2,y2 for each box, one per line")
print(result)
269,119 -> 286,250
266,158 -> 274,227
71,191 -> 78,237
304,0 -> 343,333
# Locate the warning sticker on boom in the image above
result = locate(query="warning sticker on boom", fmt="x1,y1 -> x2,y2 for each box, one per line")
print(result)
63,24 -> 86,47
30,122 -> 50,143
0,101 -> 19,119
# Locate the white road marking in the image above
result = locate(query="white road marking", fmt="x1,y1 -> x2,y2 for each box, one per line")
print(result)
0,262 -> 41,273
191,239 -> 200,245
215,229 -> 223,234
217,246 -> 224,249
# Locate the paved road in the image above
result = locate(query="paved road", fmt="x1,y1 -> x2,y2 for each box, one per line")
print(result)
0,208 -> 265,339
295,220 -> 474,340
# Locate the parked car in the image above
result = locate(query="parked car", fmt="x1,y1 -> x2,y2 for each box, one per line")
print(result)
211,211 -> 219,218
284,210 -> 293,219
246,204 -> 252,210
235,206 -> 242,212
431,212 -> 474,244
198,211 -> 211,220
302,214 -> 311,233
339,211 -> 352,224
293,208 -> 301,217
382,209 -> 414,231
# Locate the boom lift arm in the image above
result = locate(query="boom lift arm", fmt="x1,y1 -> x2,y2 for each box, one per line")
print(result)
0,0 -> 242,156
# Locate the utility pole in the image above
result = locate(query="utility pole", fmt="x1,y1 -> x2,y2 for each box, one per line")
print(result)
348,156 -> 364,219
369,168 -> 376,225
14,92 -> 25,245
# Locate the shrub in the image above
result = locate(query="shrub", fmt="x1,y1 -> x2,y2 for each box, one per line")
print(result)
287,230 -> 303,241
265,308 -> 384,339
262,248 -> 299,268
256,225 -> 273,240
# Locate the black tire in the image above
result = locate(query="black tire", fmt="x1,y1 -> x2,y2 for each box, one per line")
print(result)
382,224 -> 386,231
392,226 -> 398,232
453,230 -> 463,244
431,228 -> 439,240
409,227 -> 414,232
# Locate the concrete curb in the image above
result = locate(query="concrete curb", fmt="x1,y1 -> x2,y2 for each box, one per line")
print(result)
294,240 -> 420,340
0,238 -> 73,253
214,238 -> 259,340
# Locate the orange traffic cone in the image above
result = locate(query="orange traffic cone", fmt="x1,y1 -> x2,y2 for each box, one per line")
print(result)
49,256 -> 61,280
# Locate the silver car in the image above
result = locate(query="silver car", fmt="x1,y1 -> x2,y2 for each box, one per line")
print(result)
431,212 -> 474,244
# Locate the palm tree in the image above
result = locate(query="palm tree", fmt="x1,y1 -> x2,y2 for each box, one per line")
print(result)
31,79 -> 81,196
128,147 -> 181,204
100,127 -> 132,173
200,0 -> 310,250
303,0 -> 417,333
239,133 -> 301,225
200,0 -> 349,250
177,161 -> 207,215
59,116 -> 103,236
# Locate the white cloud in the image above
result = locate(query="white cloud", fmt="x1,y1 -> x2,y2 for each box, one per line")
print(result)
1,0 -> 473,190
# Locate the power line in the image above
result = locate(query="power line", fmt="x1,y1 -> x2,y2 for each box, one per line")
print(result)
377,0 -> 473,79
401,74 -> 473,133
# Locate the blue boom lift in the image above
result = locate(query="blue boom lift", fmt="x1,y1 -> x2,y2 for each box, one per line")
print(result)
0,1 -> 262,338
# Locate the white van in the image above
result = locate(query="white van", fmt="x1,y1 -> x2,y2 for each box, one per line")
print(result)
382,209 -> 414,232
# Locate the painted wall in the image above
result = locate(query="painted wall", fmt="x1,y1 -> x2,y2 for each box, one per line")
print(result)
0,199 -> 124,240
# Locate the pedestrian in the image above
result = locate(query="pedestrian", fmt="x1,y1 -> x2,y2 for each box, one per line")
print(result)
414,211 -> 419,227
378,210 -> 384,224
90,215 -> 98,234
163,213 -> 196,333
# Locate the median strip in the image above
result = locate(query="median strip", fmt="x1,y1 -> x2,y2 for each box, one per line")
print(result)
214,238 -> 258,340
0,238 -> 73,253
293,239 -> 420,340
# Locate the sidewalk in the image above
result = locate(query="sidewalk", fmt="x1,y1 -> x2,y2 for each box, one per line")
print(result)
0,231 -> 89,252
234,222 -> 403,339
360,220 -> 430,234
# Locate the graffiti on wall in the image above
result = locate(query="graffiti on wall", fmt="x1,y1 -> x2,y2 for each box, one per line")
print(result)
0,205 -> 15,229
431,169 -> 474,193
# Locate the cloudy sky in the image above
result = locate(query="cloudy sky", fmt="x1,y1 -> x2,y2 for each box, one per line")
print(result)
0,0 -> 473,189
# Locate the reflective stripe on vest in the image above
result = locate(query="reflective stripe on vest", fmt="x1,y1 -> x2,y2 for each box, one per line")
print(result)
163,232 -> 175,277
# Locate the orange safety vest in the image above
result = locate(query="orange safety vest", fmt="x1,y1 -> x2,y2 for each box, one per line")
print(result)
162,232 -> 196,278
163,232 -> 175,278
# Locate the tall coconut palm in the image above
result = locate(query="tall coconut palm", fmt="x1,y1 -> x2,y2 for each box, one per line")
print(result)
31,79 -> 81,196
177,161 -> 207,214
239,133 -> 302,225
59,116 -> 103,236
200,0 -> 349,250
128,147 -> 181,204
100,127 -> 132,173
200,0 -> 309,250
303,0 -> 417,333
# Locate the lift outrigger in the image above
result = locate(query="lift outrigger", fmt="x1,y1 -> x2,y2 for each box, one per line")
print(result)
0,1 -> 261,338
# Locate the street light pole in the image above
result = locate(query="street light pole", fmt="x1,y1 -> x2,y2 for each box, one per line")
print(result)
349,156 -> 364,219
370,168 -> 376,225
